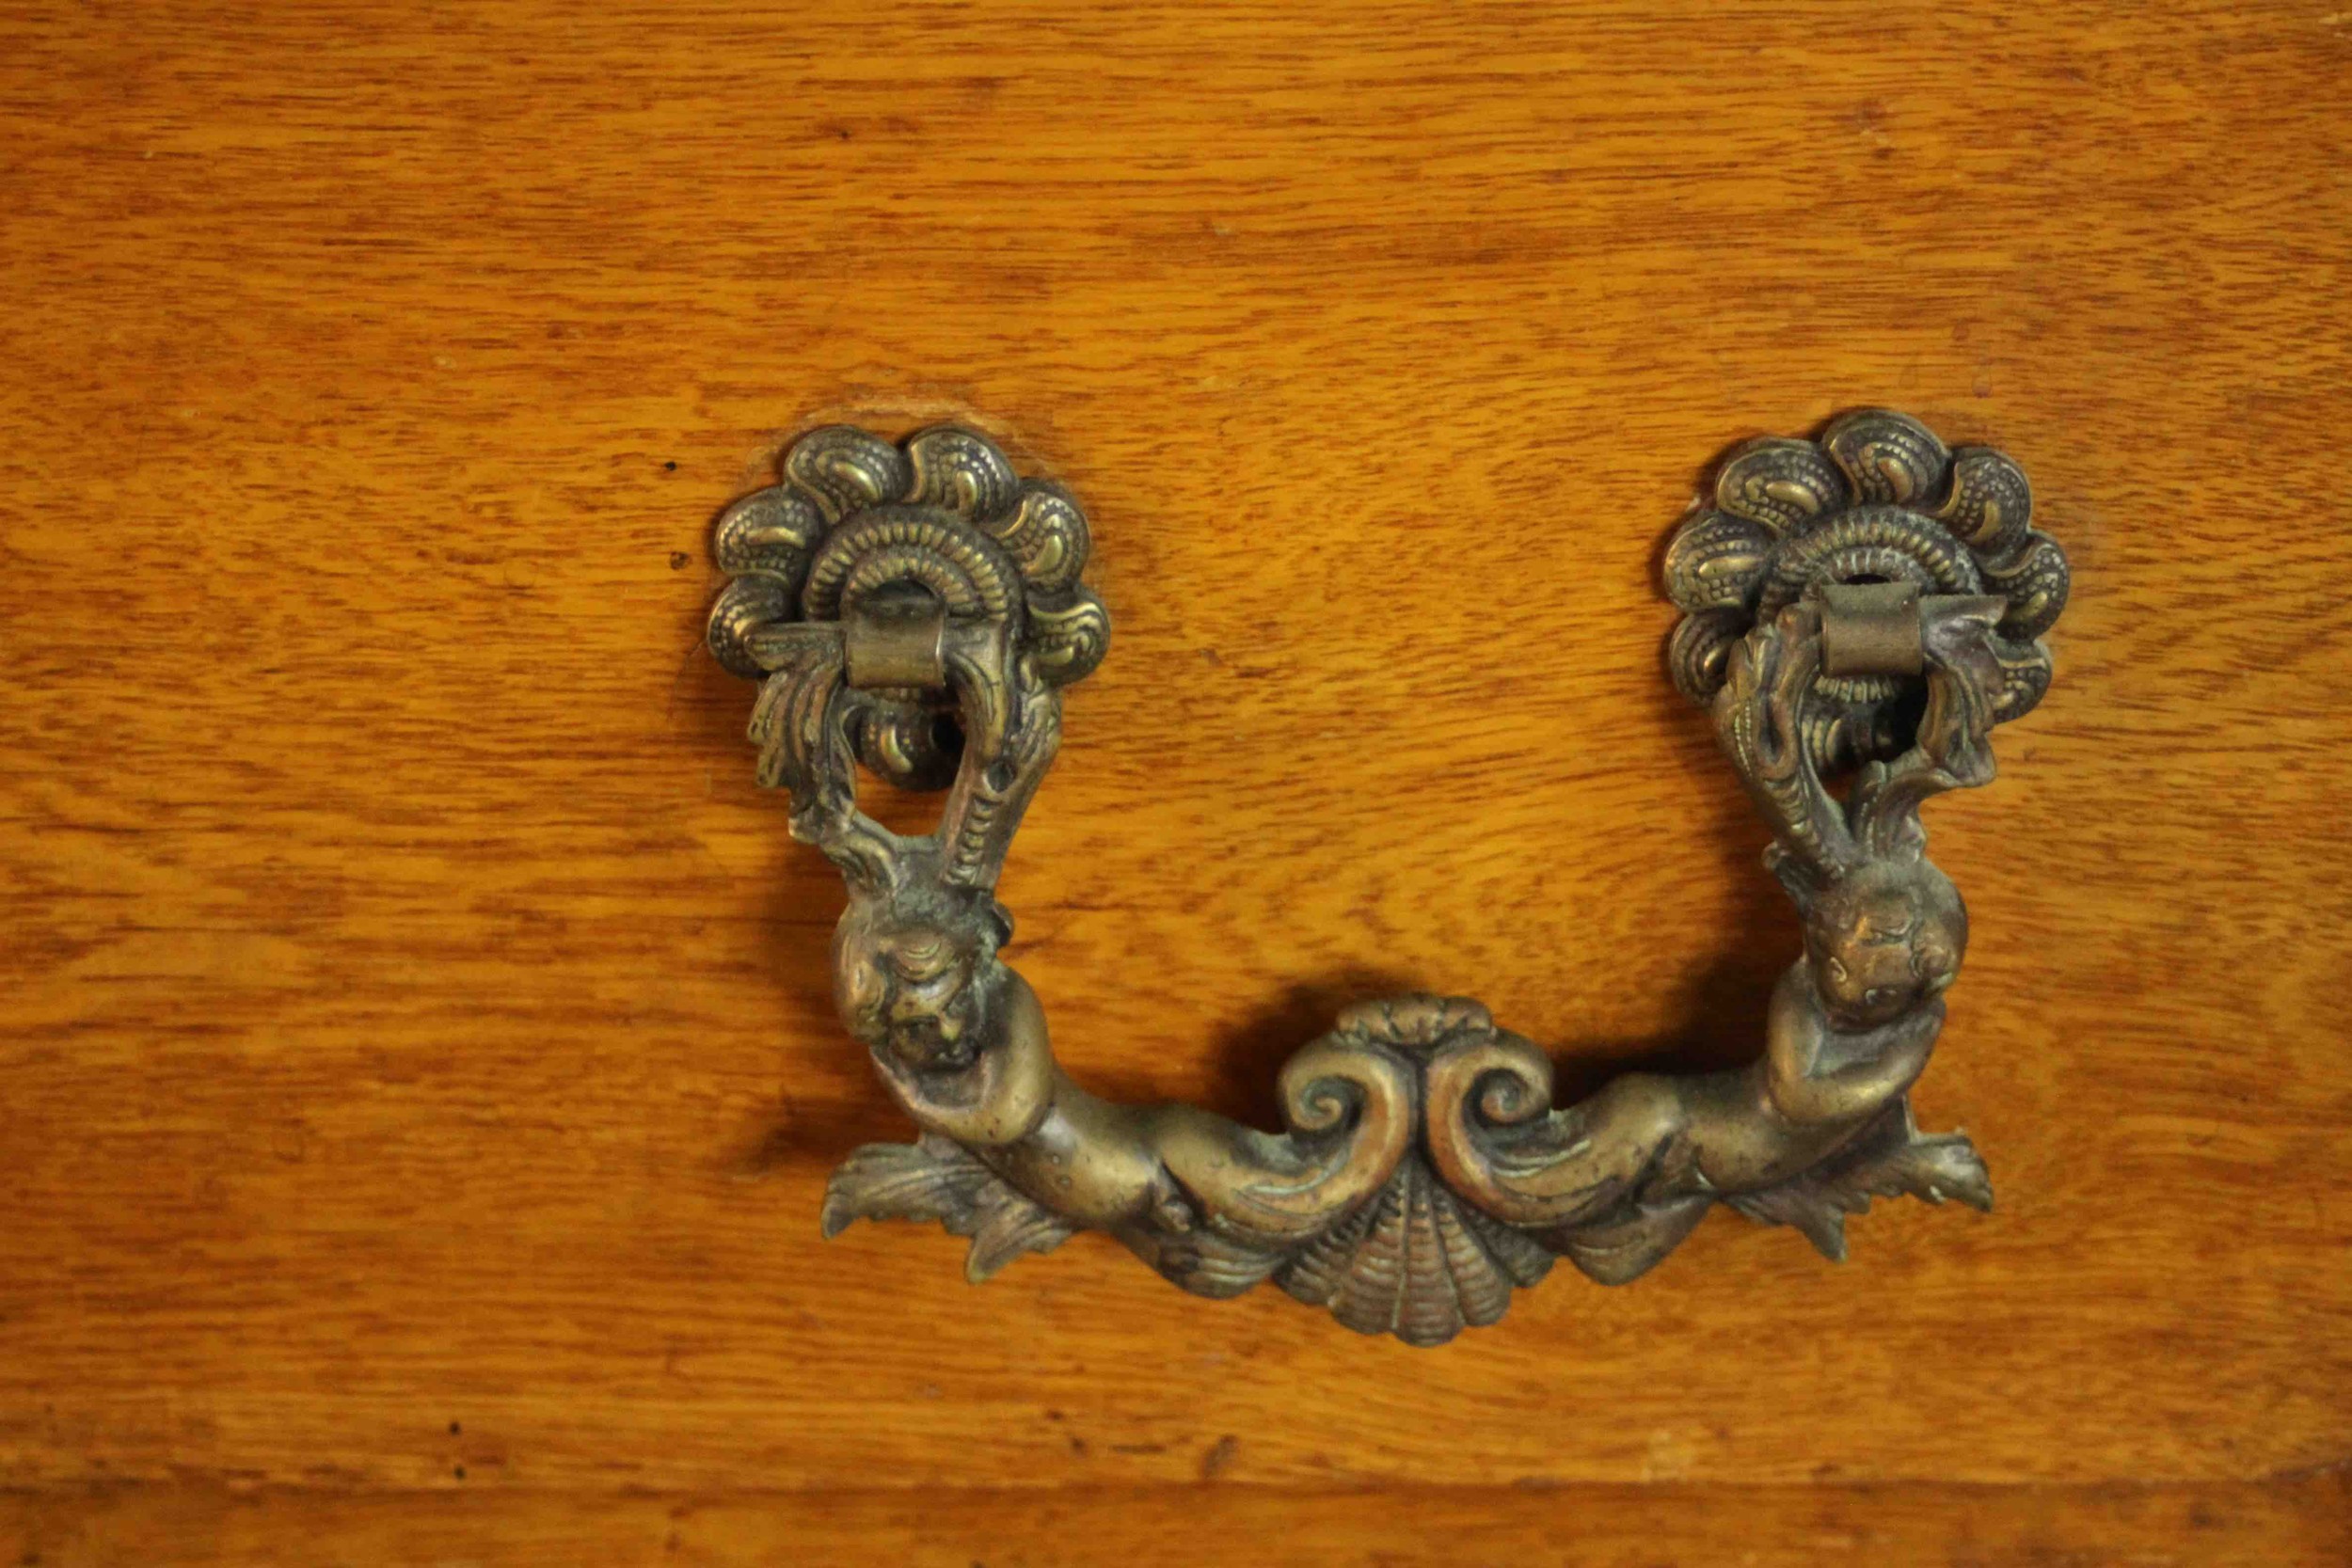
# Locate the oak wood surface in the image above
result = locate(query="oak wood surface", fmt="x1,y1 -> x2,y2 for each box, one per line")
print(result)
1,0 -> 2347,1559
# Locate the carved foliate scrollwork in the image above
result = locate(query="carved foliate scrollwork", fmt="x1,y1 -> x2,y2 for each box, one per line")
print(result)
707,413 -> 2063,1346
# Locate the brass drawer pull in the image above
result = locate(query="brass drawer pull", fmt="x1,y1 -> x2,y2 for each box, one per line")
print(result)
705,411 -> 2068,1345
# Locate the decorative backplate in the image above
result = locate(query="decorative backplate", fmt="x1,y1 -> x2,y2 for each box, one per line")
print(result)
706,410 -> 2067,1346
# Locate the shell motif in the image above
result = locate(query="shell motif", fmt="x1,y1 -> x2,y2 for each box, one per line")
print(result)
1663,409 -> 2069,771
1266,996 -> 1556,1348
1278,1153 -> 1554,1347
707,424 -> 1110,791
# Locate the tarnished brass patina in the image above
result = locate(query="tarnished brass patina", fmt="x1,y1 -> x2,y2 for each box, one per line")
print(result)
705,410 -> 2068,1346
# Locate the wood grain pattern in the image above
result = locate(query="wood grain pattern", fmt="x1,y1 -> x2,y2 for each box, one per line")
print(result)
3,1478 -> 2347,1568
1,0 -> 2347,1558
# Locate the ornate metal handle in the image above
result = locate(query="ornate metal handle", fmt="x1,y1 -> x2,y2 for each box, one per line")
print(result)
704,410 -> 2068,1346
